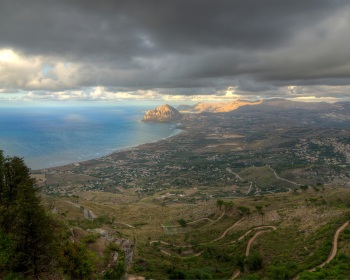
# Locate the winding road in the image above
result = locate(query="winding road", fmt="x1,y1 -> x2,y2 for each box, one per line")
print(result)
232,225 -> 277,243
310,220 -> 349,271
231,226 -> 276,279
245,227 -> 276,256
267,165 -> 301,186
151,216 -> 277,280
149,240 -> 191,248
153,217 -> 350,279
187,210 -> 225,225
226,168 -> 253,195
293,220 -> 350,279
211,217 -> 245,243
161,210 -> 225,230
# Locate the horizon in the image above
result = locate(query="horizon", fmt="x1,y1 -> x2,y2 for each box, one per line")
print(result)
0,97 -> 348,109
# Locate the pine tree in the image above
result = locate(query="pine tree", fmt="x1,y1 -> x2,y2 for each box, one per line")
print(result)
0,151 -> 54,278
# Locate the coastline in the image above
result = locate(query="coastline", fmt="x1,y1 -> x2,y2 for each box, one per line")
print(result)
98,126 -> 184,163
35,124 -> 185,171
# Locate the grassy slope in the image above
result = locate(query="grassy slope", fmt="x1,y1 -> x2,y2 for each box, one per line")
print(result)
44,185 -> 350,279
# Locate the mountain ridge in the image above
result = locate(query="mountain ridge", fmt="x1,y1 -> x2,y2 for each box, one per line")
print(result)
177,99 -> 262,113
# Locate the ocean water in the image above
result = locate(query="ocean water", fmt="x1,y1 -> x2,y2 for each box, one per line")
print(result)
0,105 -> 179,170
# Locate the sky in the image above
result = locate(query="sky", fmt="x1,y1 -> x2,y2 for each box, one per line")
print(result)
1,0 -> 350,104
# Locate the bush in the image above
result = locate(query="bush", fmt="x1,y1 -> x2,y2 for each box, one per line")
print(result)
178,219 -> 187,227
58,241 -> 96,279
81,233 -> 100,244
244,252 -> 263,272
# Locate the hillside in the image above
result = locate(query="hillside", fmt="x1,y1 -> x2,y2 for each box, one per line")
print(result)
43,181 -> 350,280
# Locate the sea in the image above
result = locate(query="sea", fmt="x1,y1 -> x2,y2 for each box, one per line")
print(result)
0,105 -> 180,170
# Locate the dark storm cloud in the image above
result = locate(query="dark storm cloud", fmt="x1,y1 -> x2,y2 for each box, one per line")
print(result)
1,0 -> 350,95
0,0 -> 338,57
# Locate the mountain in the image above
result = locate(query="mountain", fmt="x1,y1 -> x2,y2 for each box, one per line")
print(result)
177,104 -> 194,111
261,98 -> 334,110
177,99 -> 262,113
142,104 -> 182,123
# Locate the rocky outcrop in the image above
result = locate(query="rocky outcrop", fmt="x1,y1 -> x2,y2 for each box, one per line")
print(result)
142,104 -> 182,123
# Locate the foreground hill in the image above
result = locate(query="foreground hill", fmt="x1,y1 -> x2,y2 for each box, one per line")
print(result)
43,183 -> 350,280
142,104 -> 182,122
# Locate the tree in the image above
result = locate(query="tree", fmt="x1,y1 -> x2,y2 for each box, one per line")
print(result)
178,219 -> 187,227
0,151 -> 54,278
235,254 -> 246,272
244,252 -> 263,272
59,241 -> 96,279
216,199 -> 224,210
267,265 -> 290,280
237,206 -> 251,217
224,201 -> 235,211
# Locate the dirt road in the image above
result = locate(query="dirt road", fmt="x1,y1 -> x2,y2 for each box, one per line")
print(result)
231,226 -> 276,279
310,220 -> 349,271
245,227 -> 276,256
267,165 -> 301,186
211,217 -> 245,242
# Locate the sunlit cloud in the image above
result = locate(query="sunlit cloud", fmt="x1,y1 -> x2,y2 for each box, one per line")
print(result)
2,48 -> 350,104
16,86 -> 249,103
288,96 -> 344,103
0,48 -> 81,91
0,49 -> 21,63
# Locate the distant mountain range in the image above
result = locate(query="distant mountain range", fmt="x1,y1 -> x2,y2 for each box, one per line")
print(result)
177,99 -> 262,113
143,98 -> 347,122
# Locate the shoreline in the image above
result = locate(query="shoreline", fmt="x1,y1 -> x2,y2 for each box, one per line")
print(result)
34,124 -> 185,172
97,126 -> 184,162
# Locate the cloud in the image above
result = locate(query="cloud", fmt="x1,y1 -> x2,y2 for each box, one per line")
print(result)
0,49 -> 82,90
1,0 -> 350,101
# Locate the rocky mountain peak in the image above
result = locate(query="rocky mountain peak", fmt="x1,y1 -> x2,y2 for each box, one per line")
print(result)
142,104 -> 182,123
